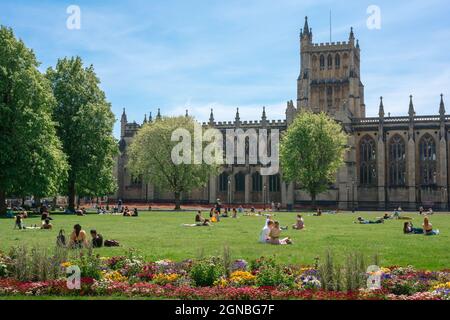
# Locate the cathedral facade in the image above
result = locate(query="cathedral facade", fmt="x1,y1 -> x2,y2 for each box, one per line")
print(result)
114,17 -> 449,211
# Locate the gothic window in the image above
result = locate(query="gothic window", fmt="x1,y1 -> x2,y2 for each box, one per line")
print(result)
419,134 -> 437,186
252,172 -> 262,192
235,172 -> 245,192
388,135 -> 406,186
130,175 -> 142,186
219,172 -> 229,192
326,87 -> 333,107
320,55 -> 325,70
327,54 -> 333,69
335,54 -> 341,69
359,136 -> 377,186
269,174 -> 281,192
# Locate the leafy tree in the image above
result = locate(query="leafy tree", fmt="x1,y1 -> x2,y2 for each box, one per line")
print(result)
280,112 -> 348,207
46,57 -> 117,211
0,26 -> 68,214
127,116 -> 219,210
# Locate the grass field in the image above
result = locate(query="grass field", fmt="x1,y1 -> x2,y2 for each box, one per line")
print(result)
1,211 -> 449,270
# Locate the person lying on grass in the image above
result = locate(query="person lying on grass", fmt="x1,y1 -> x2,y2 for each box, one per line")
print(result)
403,221 -> 423,234
423,216 -> 440,236
292,214 -> 305,230
267,221 -> 292,245
354,216 -> 384,224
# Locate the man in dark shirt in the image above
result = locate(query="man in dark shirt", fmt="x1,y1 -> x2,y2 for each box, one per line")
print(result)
90,229 -> 104,248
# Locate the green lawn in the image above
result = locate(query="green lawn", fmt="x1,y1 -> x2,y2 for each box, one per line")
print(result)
1,211 -> 449,270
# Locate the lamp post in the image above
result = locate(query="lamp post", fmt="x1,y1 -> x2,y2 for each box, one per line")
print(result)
351,179 -> 355,213
227,177 -> 231,206
346,185 -> 350,212
263,184 -> 267,210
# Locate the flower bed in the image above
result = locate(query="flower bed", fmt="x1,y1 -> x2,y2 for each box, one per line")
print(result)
0,251 -> 449,300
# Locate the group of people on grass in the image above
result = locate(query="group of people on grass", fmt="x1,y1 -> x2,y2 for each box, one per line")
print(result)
66,224 -> 104,248
354,206 -> 440,236
259,217 -> 293,245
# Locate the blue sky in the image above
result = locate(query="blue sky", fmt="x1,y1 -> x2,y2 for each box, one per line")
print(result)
1,0 -> 449,138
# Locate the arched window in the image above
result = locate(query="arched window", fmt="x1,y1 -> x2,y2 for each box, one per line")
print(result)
252,172 -> 262,192
359,136 -> 377,186
327,54 -> 333,69
326,86 -> 333,107
235,172 -> 245,192
219,172 -> 229,192
389,135 -> 406,186
269,175 -> 281,192
320,55 -> 325,70
335,54 -> 340,69
419,134 -> 437,186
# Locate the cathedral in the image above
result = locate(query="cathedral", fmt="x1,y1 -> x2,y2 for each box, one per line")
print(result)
114,17 -> 449,211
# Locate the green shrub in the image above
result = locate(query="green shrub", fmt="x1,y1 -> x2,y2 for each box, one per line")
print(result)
190,259 -> 224,287
256,265 -> 295,288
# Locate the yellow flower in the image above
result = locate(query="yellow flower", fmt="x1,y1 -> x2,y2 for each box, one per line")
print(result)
102,271 -> 128,282
153,273 -> 179,285
229,271 -> 256,285
214,277 -> 229,288
432,282 -> 450,290
61,262 -> 72,268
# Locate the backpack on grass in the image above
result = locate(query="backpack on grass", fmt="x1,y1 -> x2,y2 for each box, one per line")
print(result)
56,229 -> 66,247
104,240 -> 120,247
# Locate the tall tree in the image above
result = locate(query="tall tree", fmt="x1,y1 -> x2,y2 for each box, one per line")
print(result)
127,116 -> 219,210
0,26 -> 67,214
280,112 -> 348,207
46,57 -> 117,211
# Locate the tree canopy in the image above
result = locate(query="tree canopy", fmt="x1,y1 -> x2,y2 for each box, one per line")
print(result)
0,26 -> 68,213
46,57 -> 117,211
280,111 -> 348,206
127,116 -> 219,210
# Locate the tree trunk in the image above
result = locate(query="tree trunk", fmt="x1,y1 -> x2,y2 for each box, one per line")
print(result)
174,191 -> 181,211
68,179 -> 76,212
0,189 -> 6,215
311,193 -> 317,209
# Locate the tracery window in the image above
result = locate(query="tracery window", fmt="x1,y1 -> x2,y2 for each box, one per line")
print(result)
359,136 -> 377,186
388,135 -> 406,186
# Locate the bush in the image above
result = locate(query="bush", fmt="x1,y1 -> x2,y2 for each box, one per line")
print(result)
72,249 -> 102,280
256,265 -> 295,288
190,259 -> 224,287
7,245 -> 67,281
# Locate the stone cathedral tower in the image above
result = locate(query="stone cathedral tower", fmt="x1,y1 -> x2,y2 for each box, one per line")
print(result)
295,17 -> 366,119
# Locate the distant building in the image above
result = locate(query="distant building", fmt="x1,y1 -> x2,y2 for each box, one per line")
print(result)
114,17 -> 448,210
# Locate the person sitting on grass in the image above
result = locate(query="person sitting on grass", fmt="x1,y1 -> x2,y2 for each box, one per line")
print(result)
313,208 -> 322,216
41,218 -> 53,230
427,208 -> 434,215
14,213 -> 25,230
232,208 -> 238,218
132,208 -> 139,217
403,221 -> 423,234
268,221 -> 292,245
68,224 -> 88,248
355,216 -> 384,224
195,211 -> 210,226
41,207 -> 53,224
75,207 -> 86,216
259,219 -> 273,243
90,229 -> 104,248
123,207 -> 132,217
419,207 -> 424,215
293,214 -> 305,230
423,216 -> 440,236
